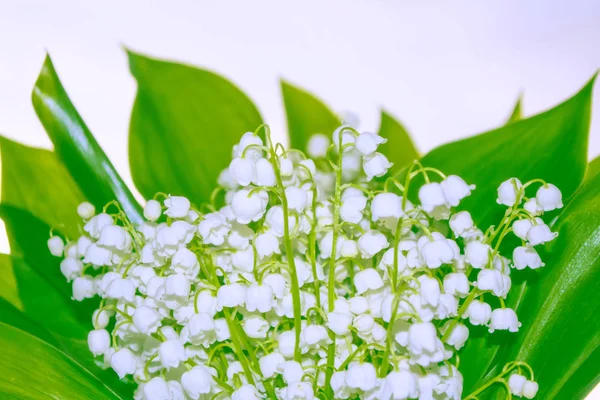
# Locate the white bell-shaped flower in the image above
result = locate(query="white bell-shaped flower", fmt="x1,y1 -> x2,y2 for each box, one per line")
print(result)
98,225 -> 132,251
419,275 -> 441,307
60,258 -> 83,281
443,272 -> 470,298
105,278 -> 135,302
243,315 -> 270,339
47,236 -> 65,257
77,201 -> 95,220
358,230 -> 389,258
489,308 -> 521,332
87,329 -> 110,356
524,198 -> 543,216
259,351 -> 285,379
132,306 -> 161,334
265,206 -> 296,237
234,131 -> 264,160
285,186 -> 308,212
232,384 -> 263,400
408,322 -> 438,354
330,371 -> 352,399
441,175 -> 475,206
84,213 -> 114,239
263,273 -> 286,299
83,243 -> 113,267
255,232 -> 280,257
465,300 -> 492,326
110,348 -> 137,379
535,183 -> 562,211
465,241 -> 491,269
255,158 -> 276,187
231,189 -> 269,224
141,377 -> 172,400
442,321 -> 469,350
278,381 -> 314,400
327,312 -> 352,336
380,370 -> 418,399
300,324 -> 330,348
345,362 -> 377,392
508,373 -> 527,396
181,365 -> 215,399
354,268 -> 384,294
513,246 -> 544,270
353,313 -> 375,335
183,313 -> 216,347
164,196 -> 191,219
419,182 -> 450,220
419,234 -> 456,269
340,194 -> 367,224
355,132 -> 385,155
497,178 -> 523,206
245,284 -> 274,313
307,134 -> 330,158
229,157 -> 256,187
158,339 -> 186,369
371,192 -> 403,224
522,380 -> 539,399
217,283 -> 246,309
449,211 -> 474,237
476,269 -> 511,298
144,199 -> 162,221
512,218 -> 533,240
363,152 -> 392,180
164,274 -> 190,298
198,213 -> 230,246
527,223 -> 557,246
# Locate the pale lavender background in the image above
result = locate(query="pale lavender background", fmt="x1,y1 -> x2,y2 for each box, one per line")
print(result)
0,1 -> 599,397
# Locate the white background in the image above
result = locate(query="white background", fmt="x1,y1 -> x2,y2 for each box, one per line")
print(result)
0,1 -> 599,397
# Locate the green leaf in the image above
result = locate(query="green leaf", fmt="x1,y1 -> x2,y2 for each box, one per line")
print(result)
554,347 -> 600,399
506,94 -> 523,124
422,75 -> 594,231
0,205 -> 98,320
474,172 -> 600,399
32,54 -> 143,225
377,110 -> 419,170
0,254 -> 23,310
0,136 -> 85,238
0,298 -> 134,399
281,80 -> 340,153
0,322 -> 121,399
420,75 -> 595,392
0,297 -> 57,345
128,51 -> 263,205
586,156 -> 600,182
10,255 -> 88,338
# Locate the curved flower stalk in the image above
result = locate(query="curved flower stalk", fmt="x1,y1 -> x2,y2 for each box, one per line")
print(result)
48,124 -> 562,400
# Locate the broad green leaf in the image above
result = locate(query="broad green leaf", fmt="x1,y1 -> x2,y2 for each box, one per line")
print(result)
554,347 -> 600,399
0,297 -> 55,345
422,75 -> 594,231
586,156 -> 600,182
0,136 -> 85,238
0,298 -> 134,399
281,80 -> 340,153
128,51 -> 262,205
0,254 -> 22,310
472,172 -> 600,399
505,94 -> 523,124
420,76 -> 595,392
0,322 -> 121,399
0,205 -> 98,319
377,110 -> 419,170
32,54 -> 143,225
10,255 -> 88,338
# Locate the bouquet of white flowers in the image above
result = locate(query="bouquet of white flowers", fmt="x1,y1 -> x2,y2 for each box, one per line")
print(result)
0,52 -> 597,400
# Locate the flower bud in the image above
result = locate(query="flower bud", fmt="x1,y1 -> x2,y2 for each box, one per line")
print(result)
77,202 -> 95,220
87,329 -> 110,356
47,236 -> 65,257
144,199 -> 162,221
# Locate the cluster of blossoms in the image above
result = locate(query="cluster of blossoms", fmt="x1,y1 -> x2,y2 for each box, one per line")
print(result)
48,124 -> 563,399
